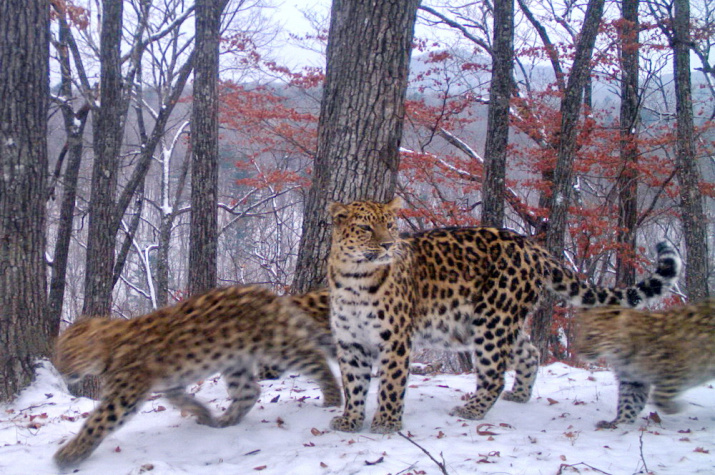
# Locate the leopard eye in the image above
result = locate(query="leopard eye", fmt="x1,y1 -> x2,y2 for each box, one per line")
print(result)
357,224 -> 373,232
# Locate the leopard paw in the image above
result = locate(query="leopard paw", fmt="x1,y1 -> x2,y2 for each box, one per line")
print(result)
449,404 -> 486,421
501,390 -> 530,403
370,416 -> 402,434
330,415 -> 363,432
596,419 -> 618,429
54,442 -> 92,469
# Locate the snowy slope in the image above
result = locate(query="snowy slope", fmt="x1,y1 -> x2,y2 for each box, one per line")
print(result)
1,360 -> 713,475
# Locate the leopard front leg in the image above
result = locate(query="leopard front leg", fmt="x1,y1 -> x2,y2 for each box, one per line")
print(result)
451,346 -> 507,420
502,333 -> 539,403
54,378 -> 150,468
597,379 -> 650,429
330,341 -> 372,432
370,337 -> 411,434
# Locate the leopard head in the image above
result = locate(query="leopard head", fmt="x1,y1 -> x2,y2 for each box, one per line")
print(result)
328,198 -> 402,267
53,317 -> 113,384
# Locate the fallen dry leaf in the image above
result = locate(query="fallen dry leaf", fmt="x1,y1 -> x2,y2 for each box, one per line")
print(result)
476,423 -> 498,436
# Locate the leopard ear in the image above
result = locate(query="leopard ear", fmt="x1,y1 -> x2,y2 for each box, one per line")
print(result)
328,202 -> 350,225
386,196 -> 403,212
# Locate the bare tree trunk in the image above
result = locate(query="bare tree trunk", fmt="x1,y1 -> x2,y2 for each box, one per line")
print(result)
616,0 -> 640,287
531,0 -> 606,359
157,145 -> 190,307
83,0 -> 125,319
189,0 -> 227,296
672,0 -> 710,300
47,14 -> 90,332
0,0 -> 50,401
481,0 -> 514,228
293,0 -> 421,292
76,0 -> 126,399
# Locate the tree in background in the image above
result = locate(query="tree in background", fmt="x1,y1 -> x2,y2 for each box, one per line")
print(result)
533,0 -> 606,359
189,0 -> 229,296
670,0 -> 710,300
82,0 -> 125,322
481,0 -> 514,228
615,0 -> 640,287
292,0 -> 422,292
0,0 -> 50,401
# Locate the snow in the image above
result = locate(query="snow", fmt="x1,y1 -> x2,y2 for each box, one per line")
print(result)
1,361 -> 713,475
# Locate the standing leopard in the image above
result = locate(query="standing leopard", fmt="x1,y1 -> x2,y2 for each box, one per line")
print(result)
52,285 -> 341,468
575,298 -> 714,429
327,198 -> 681,433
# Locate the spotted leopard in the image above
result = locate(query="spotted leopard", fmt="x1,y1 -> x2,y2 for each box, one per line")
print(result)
576,298 -> 714,428
327,198 -> 681,433
52,285 -> 340,468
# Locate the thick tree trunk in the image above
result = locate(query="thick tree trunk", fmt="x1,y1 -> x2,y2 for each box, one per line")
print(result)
481,0 -> 514,228
76,0 -> 126,399
616,0 -> 640,287
293,0 -> 421,292
189,0 -> 227,296
672,0 -> 710,300
531,0 -> 606,360
0,0 -> 50,401
83,0 -> 125,319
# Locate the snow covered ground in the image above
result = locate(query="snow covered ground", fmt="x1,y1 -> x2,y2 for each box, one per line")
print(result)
1,360 -> 713,475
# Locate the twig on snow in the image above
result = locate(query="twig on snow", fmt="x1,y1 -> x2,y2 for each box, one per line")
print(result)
397,431 -> 449,475
638,422 -> 651,474
556,462 -> 612,474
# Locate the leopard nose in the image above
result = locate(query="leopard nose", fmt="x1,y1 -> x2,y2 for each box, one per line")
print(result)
381,242 -> 394,251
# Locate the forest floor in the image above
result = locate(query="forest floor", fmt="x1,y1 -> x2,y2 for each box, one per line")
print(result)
1,360 -> 713,475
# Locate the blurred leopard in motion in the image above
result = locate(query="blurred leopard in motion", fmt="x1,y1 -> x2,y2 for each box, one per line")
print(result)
576,298 -> 714,428
53,285 -> 340,468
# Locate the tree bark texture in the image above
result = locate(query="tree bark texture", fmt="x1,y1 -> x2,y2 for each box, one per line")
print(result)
82,0 -> 125,318
616,0 -> 640,287
531,0 -> 606,360
74,0 -> 126,399
543,0 -> 605,256
293,0 -> 421,292
672,0 -> 710,300
47,16 -> 90,334
189,0 -> 226,296
0,0 -> 50,401
481,0 -> 514,228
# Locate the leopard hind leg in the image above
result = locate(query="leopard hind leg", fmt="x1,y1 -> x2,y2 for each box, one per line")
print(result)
502,332 -> 539,403
214,367 -> 261,428
451,326 -> 510,420
164,388 -> 218,427
280,347 -> 341,408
